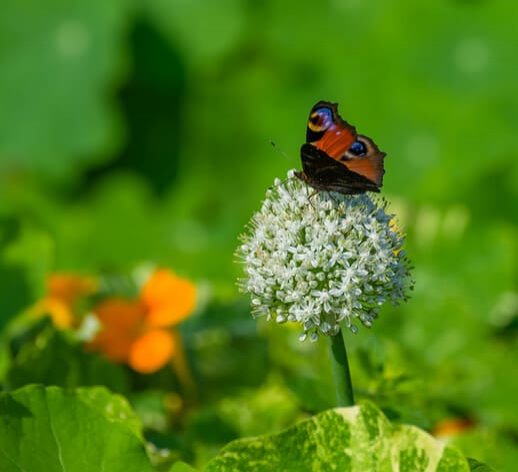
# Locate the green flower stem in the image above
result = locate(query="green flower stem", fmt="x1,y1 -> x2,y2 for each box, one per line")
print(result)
329,328 -> 354,406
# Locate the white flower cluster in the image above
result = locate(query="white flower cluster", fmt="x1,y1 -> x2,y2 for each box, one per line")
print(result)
237,170 -> 412,341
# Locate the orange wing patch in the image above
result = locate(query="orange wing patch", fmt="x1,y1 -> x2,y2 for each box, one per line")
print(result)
313,126 -> 356,160
343,152 -> 385,186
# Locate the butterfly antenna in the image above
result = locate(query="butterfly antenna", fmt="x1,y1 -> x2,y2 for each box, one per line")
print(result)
270,140 -> 292,161
267,140 -> 299,192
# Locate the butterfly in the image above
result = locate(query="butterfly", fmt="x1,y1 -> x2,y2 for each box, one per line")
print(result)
295,101 -> 386,195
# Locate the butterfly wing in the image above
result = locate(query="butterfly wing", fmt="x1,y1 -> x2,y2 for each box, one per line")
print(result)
300,143 -> 380,194
306,101 -> 357,159
339,135 -> 386,187
301,101 -> 386,193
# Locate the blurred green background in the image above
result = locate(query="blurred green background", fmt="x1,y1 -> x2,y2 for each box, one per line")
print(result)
0,0 -> 517,470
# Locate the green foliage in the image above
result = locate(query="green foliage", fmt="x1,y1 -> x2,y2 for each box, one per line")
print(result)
0,0 -> 516,470
4,327 -> 129,392
170,462 -> 198,472
206,402 -> 491,472
182,300 -> 270,401
0,386 -> 493,472
0,0 -> 129,175
0,385 -> 155,472
467,458 -> 495,472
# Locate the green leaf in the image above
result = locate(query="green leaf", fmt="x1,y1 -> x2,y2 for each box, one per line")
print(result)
181,300 -> 269,401
216,378 -> 300,437
147,0 -> 243,67
5,328 -> 129,393
0,223 -> 54,330
0,385 -> 155,472
0,0 -> 129,175
468,457 -> 494,472
170,461 -> 198,472
206,402 -> 491,472
467,458 -> 495,471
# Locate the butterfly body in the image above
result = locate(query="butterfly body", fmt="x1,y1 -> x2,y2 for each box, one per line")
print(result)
296,101 -> 386,195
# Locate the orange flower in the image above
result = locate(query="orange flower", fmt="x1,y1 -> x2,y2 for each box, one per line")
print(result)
88,298 -> 146,363
88,269 -> 197,374
32,273 -> 98,328
432,417 -> 476,439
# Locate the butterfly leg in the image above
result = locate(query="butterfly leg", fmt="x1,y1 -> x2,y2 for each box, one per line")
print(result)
328,192 -> 341,206
307,189 -> 319,212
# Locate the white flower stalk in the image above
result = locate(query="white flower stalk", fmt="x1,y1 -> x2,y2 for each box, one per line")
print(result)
237,170 -> 412,341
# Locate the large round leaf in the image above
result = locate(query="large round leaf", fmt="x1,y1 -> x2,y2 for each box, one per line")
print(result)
0,385 -> 154,472
0,0 -> 129,175
206,402 -> 492,471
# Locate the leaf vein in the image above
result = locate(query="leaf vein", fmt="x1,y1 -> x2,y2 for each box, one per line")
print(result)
0,447 -> 26,472
44,395 -> 67,472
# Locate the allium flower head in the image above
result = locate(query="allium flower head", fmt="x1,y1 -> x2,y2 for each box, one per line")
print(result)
237,170 -> 412,341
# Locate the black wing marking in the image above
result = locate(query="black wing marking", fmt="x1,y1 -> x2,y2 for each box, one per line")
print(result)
299,143 -> 380,195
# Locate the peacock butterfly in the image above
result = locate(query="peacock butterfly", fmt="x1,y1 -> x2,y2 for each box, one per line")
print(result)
295,101 -> 386,195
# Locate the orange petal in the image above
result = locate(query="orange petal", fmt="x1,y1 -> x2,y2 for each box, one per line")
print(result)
47,273 -> 97,304
141,269 -> 197,327
94,298 -> 145,330
87,298 -> 146,363
129,329 -> 176,373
